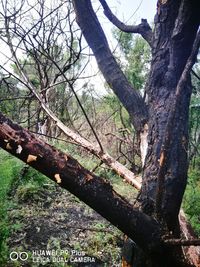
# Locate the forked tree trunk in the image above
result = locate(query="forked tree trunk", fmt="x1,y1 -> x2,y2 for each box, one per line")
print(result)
72,0 -> 200,266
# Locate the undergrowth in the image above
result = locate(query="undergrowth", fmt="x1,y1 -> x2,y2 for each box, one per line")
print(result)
0,147 -> 200,266
183,160 -> 200,236
0,150 -> 22,266
0,150 -> 51,266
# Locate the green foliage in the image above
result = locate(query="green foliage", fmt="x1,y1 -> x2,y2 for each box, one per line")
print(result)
112,30 -> 133,56
0,206 -> 9,266
113,29 -> 151,90
0,151 -> 22,197
183,161 -> 200,235
13,166 -> 52,203
16,182 -> 44,202
125,37 -> 151,90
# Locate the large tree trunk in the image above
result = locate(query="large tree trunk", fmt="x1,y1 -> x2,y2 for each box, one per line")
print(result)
140,0 -> 199,234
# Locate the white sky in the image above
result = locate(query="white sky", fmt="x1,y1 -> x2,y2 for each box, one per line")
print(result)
104,0 -> 157,23
0,0 -> 157,95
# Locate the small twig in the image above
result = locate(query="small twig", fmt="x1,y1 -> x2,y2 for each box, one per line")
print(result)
29,131 -> 82,147
0,95 -> 32,102
12,233 -> 27,244
105,132 -> 131,144
192,69 -> 200,81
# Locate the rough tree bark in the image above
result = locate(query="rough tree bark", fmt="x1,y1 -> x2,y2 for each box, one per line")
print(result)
141,0 -> 199,233
1,112 -> 199,267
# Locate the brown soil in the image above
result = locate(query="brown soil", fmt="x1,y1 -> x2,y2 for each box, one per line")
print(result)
6,185 -> 123,267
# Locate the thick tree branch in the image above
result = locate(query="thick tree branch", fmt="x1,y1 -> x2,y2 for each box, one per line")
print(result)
99,0 -> 153,46
0,112 -> 162,252
72,0 -> 148,132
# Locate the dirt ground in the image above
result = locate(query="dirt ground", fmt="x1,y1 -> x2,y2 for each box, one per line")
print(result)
6,185 -> 123,267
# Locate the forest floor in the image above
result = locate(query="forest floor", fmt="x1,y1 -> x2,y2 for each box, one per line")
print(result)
4,172 -> 137,267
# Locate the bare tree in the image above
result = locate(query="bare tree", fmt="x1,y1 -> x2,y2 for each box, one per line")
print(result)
0,0 -> 143,186
0,0 -> 86,134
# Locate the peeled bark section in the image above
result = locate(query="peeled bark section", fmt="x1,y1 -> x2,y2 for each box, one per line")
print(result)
140,123 -> 148,167
0,112 -> 161,252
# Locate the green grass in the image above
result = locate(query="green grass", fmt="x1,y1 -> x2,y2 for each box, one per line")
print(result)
0,146 -> 135,266
0,150 -> 23,198
0,150 -> 51,266
0,150 -> 23,266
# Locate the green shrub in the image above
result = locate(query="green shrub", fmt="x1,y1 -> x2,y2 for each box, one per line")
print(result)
183,166 -> 200,236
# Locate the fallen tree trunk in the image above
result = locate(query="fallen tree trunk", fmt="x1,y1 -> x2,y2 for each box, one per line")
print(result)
0,112 -> 161,252
38,102 -> 141,189
18,80 -> 141,188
